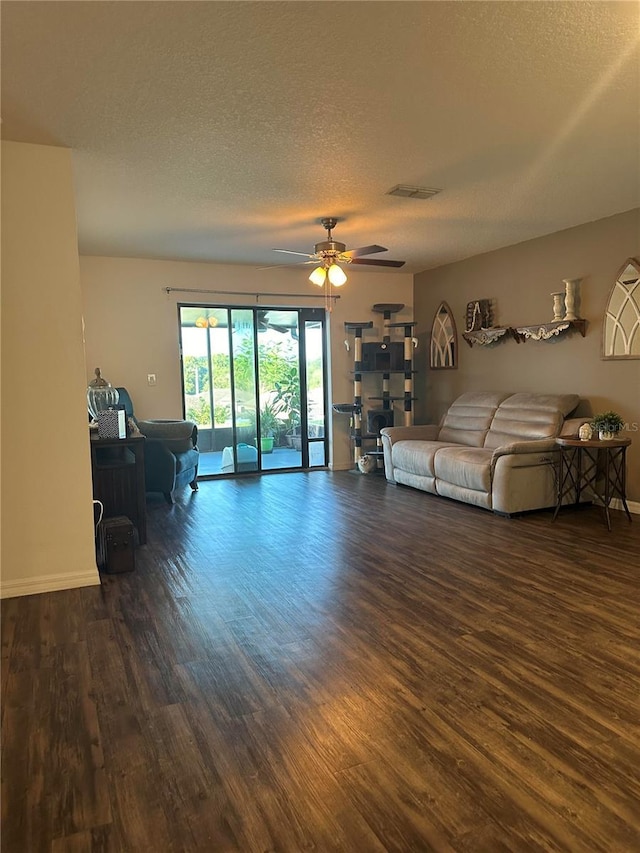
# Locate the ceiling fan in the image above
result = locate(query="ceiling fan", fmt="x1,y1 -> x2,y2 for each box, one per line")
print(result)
272,217 -> 405,287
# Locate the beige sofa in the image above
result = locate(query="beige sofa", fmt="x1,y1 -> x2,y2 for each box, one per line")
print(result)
381,391 -> 582,515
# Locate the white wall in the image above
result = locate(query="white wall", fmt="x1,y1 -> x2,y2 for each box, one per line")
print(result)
1,141 -> 100,597
80,256 -> 414,471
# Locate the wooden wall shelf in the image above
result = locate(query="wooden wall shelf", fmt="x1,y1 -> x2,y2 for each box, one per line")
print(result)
513,319 -> 587,341
462,327 -> 512,347
463,319 -> 586,347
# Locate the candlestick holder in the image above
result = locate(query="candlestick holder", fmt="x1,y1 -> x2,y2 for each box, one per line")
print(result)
562,278 -> 581,321
551,292 -> 565,321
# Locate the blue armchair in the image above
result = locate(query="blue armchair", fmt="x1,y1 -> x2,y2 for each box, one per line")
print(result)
116,388 -> 199,504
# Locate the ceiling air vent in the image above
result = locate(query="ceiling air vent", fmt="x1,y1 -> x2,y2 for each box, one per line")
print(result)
387,185 -> 442,200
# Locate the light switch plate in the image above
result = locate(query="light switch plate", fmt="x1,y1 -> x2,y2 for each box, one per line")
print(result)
147,373 -> 157,386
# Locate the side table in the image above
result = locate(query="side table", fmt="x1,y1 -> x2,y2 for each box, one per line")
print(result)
90,432 -> 147,545
552,436 -> 632,531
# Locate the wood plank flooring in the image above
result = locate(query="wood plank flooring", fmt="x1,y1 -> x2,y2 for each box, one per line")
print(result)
2,471 -> 639,852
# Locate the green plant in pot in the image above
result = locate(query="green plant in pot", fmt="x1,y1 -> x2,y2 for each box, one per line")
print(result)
257,400 -> 283,453
274,367 -> 302,447
591,410 -> 624,440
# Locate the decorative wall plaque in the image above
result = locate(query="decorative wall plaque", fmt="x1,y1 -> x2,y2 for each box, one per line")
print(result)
430,301 -> 457,368
603,258 -> 640,359
465,299 -> 493,332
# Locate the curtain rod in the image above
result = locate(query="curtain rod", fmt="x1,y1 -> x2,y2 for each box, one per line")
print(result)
165,287 -> 339,301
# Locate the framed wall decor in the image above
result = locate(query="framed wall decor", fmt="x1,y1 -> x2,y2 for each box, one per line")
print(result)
465,298 -> 493,332
603,258 -> 640,359
430,301 -> 457,369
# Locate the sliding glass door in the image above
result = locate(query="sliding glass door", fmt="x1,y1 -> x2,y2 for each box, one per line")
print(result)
179,305 -> 328,476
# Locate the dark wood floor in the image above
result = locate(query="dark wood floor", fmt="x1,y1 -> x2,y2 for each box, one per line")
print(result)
2,471 -> 639,852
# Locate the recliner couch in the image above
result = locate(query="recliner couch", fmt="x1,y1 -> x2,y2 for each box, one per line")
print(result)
116,388 -> 199,504
381,391 -> 581,515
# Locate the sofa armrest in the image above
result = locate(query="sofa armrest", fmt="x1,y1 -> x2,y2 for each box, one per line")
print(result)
491,438 -> 560,459
381,424 -> 440,484
380,424 -> 440,444
560,417 -> 586,438
490,439 -> 559,484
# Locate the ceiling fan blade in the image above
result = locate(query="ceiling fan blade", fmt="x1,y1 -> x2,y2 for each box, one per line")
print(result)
351,258 -> 406,268
256,259 -> 317,271
272,248 -> 314,258
342,244 -> 388,258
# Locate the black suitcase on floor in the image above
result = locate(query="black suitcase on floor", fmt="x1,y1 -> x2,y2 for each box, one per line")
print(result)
98,516 -> 135,573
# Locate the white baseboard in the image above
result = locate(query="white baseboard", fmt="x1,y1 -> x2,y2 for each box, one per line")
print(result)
610,498 -> 640,514
0,569 -> 101,600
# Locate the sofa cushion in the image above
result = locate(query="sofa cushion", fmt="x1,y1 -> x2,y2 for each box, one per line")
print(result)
483,393 -> 580,450
437,391 -> 512,447
433,446 -> 493,493
391,440 -> 455,478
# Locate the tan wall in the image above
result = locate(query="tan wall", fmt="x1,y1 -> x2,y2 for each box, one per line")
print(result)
80,256 -> 414,470
1,141 -> 99,597
414,208 -> 640,502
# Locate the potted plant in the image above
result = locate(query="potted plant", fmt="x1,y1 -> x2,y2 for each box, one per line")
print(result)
273,367 -> 302,448
591,410 -> 624,440
257,400 -> 283,453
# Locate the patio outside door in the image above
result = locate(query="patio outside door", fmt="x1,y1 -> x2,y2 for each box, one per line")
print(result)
179,305 -> 328,476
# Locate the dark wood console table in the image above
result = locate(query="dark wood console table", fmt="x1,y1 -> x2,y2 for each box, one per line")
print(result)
90,432 -> 147,545
552,436 -> 632,531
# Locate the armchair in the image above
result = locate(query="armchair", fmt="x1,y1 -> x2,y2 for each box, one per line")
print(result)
116,388 -> 199,504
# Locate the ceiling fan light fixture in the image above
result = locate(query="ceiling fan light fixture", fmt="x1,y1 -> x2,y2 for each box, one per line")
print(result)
328,263 -> 347,286
277,217 -> 404,288
309,266 -> 327,286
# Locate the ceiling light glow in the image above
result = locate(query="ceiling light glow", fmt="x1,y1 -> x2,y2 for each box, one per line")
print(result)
309,266 -> 327,286
328,264 -> 347,286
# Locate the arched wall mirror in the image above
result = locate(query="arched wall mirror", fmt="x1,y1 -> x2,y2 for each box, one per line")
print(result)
603,258 -> 640,359
430,301 -> 457,369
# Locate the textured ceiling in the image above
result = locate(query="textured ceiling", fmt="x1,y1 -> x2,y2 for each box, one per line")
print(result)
2,1 -> 639,273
